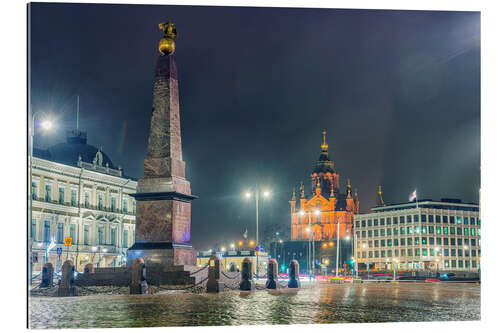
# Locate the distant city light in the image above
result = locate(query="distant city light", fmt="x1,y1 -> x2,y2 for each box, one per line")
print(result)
221,247 -> 226,251
263,190 -> 270,197
238,241 -> 243,247
314,209 -> 320,216
299,210 -> 305,216
245,191 -> 252,199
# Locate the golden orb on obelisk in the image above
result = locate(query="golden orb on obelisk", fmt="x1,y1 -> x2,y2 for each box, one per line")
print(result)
158,21 -> 177,55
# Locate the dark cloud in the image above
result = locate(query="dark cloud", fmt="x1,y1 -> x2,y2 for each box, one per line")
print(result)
29,4 -> 480,250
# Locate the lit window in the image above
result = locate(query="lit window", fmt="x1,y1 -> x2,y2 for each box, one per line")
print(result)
70,189 -> 77,206
45,184 -> 52,202
58,188 -> 65,204
57,223 -> 64,243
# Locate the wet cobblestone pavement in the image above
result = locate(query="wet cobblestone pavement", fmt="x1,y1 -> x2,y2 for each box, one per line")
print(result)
29,282 -> 480,329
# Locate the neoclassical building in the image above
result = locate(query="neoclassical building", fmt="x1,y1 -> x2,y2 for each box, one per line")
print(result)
290,131 -> 359,241
30,129 -> 137,272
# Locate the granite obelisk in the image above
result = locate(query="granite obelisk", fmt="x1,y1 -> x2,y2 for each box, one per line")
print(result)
128,22 -> 197,270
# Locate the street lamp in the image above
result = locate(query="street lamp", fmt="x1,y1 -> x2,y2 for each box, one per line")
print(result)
29,110 -> 54,285
230,243 -> 235,249
244,185 -> 271,277
393,258 -> 399,281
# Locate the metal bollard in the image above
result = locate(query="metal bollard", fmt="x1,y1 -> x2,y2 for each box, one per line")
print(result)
239,258 -> 255,291
206,254 -> 224,292
229,262 -> 238,272
57,260 -> 77,296
130,258 -> 147,294
265,259 -> 279,289
84,263 -> 95,274
288,260 -> 300,288
40,262 -> 54,288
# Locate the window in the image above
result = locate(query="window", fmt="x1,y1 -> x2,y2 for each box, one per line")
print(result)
429,237 -> 434,245
400,227 -> 405,235
443,227 -> 448,235
443,216 -> 448,223
395,249 -> 399,256
436,215 -> 441,223
45,184 -> 52,202
421,215 -> 427,222
415,248 -> 420,256
57,223 -> 64,243
471,218 -> 475,225
368,219 -> 372,227
387,250 -> 392,257
31,219 -> 36,239
394,238 -> 399,246
436,226 -> 441,234
422,226 -> 427,234
98,193 -> 103,210
451,249 -> 456,256
451,260 -> 456,268
444,238 -> 449,245
450,227 -> 455,235
422,237 -> 427,245
423,248 -> 428,256
430,248 -> 435,256
122,199 -> 128,213
471,228 -> 475,236
43,221 -> 50,243
478,218 -> 481,226
400,216 -> 405,224
401,249 -> 406,256
70,189 -> 77,206
414,215 -> 419,222
356,231 -> 360,238
407,215 -> 412,223
58,188 -> 65,204
384,229 -> 389,236
380,218 -> 385,226
362,220 -> 366,227
458,238 -> 462,246
457,216 -> 462,224
464,228 -> 469,236
437,237 -> 442,245
394,228 -> 398,236
472,250 -> 476,257
70,224 -> 76,242
429,226 -> 434,234
374,219 -> 378,226
407,238 -> 412,245
374,229 -> 379,237
407,249 -> 413,257
458,260 -> 463,268
84,192 -> 89,208
111,228 -> 116,246
444,249 -> 449,256
407,227 -> 412,234
32,182 -> 37,200
362,231 -> 366,238
381,240 -> 385,247
368,230 -> 373,237
450,216 -> 455,224
457,227 -> 462,235
414,226 -> 419,234
445,260 -> 449,267
472,260 -> 477,268
458,249 -> 463,257
111,197 -> 116,211
98,227 -> 104,245
381,250 -> 385,258
429,215 -> 434,223
471,239 -> 476,246
400,238 -> 406,246
386,217 -> 391,225
464,217 -> 468,225
84,225 -> 89,245
388,239 -> 392,247
369,251 -> 373,258
414,237 -> 420,245
123,230 -> 128,248
381,229 -> 386,236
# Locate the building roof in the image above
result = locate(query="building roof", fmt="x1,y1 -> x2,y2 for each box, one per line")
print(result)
367,198 -> 479,214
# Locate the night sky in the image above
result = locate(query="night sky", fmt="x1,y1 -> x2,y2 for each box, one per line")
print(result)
29,3 -> 480,250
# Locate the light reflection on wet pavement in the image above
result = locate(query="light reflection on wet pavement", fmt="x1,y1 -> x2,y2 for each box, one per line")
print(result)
29,282 -> 480,329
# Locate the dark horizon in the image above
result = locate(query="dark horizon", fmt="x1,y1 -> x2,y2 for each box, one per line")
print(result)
29,3 -> 480,250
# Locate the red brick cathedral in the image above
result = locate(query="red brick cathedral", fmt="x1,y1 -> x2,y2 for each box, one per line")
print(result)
290,131 -> 359,241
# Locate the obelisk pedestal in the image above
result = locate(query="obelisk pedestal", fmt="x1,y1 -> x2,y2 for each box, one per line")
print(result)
127,22 -> 199,284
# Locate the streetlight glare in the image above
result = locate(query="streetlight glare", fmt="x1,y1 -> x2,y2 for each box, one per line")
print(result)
221,247 -> 226,251
41,119 -> 53,130
314,209 -> 320,216
263,190 -> 270,197
299,210 -> 305,216
244,191 -> 252,199
306,227 -> 311,232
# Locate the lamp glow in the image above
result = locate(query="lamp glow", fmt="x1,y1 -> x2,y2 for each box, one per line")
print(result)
263,190 -> 270,197
41,120 -> 53,130
245,191 -> 252,199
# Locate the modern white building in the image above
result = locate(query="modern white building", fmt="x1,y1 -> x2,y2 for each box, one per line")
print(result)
30,130 -> 137,272
354,198 -> 480,272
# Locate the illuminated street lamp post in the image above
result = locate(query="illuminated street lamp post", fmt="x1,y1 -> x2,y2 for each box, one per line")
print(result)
393,258 -> 399,281
244,186 -> 270,277
29,110 -> 53,285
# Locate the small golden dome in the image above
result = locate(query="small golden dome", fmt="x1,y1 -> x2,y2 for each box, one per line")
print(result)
159,37 -> 175,55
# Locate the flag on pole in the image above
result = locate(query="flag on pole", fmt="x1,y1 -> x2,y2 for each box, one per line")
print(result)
243,229 -> 248,239
409,189 -> 417,202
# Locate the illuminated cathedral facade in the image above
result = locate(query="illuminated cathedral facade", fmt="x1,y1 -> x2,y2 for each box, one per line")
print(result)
290,131 -> 359,241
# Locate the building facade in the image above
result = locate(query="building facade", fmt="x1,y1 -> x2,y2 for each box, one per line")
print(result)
354,198 -> 480,272
283,131 -> 359,274
30,130 -> 137,272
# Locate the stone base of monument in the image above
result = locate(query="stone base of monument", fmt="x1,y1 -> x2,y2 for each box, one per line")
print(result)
206,281 -> 225,293
239,280 -> 255,291
127,243 -> 200,285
